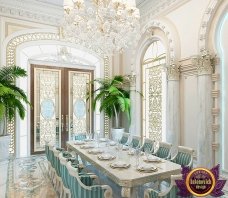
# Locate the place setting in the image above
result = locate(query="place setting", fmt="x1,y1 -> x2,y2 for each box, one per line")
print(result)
74,140 -> 85,145
97,153 -> 116,161
110,161 -> 131,169
80,144 -> 95,149
136,163 -> 158,173
143,155 -> 163,163
88,148 -> 104,154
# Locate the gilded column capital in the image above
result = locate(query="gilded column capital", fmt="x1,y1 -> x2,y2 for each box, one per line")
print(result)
192,51 -> 214,75
126,72 -> 136,87
167,64 -> 180,81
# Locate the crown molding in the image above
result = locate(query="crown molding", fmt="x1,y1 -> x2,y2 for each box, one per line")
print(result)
0,0 -> 63,26
139,0 -> 191,27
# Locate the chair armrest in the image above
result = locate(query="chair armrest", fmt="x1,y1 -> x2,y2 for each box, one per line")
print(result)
144,188 -> 159,198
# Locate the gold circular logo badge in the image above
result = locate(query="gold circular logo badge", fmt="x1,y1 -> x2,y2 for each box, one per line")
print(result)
186,168 -> 216,197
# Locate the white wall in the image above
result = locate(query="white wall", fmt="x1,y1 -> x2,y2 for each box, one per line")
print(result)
166,0 -> 211,58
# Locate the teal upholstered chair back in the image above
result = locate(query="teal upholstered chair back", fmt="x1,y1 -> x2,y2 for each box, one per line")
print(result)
144,175 -> 193,198
120,132 -> 129,145
66,162 -> 113,198
48,145 -> 55,168
75,133 -> 87,141
141,138 -> 155,153
171,146 -> 194,168
53,148 -> 61,177
59,153 -> 71,189
131,135 -> 141,148
154,142 -> 172,159
45,144 -> 50,161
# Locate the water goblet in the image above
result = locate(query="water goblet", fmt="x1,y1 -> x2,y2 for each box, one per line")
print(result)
144,147 -> 150,160
135,148 -> 141,167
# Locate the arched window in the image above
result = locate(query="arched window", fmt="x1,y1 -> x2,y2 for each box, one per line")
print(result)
142,40 -> 167,142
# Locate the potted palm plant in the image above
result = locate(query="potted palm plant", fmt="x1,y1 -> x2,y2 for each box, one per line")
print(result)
0,66 -> 29,160
91,75 -> 131,140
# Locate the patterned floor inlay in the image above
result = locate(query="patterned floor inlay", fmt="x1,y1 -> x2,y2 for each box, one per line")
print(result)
1,156 -> 56,198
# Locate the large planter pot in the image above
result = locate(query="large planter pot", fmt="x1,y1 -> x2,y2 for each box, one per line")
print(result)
0,135 -> 10,161
111,128 -> 124,141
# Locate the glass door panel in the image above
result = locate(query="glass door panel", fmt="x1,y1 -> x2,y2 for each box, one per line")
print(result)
68,71 -> 92,140
33,68 -> 61,153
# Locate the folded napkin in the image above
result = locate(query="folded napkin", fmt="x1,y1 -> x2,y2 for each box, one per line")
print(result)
99,138 -> 107,142
98,153 -> 115,160
137,164 -> 157,172
88,148 -> 103,154
74,140 -> 85,145
122,145 -> 129,151
143,156 -> 162,163
109,141 -> 116,146
84,139 -> 93,142
80,144 -> 95,149
110,161 -> 130,168
128,150 -> 135,155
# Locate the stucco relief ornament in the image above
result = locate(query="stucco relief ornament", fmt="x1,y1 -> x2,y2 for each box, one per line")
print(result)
197,50 -> 214,75
167,64 -> 179,80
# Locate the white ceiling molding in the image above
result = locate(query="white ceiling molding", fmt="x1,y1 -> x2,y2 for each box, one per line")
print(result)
141,20 -> 176,63
0,0 -> 63,26
139,0 -> 190,28
198,0 -> 222,54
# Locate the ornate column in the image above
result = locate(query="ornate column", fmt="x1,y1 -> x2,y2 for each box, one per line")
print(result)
167,64 -> 180,146
194,52 -> 213,168
127,71 -> 137,136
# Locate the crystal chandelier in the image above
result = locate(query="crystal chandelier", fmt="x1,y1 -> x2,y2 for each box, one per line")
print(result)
62,0 -> 141,56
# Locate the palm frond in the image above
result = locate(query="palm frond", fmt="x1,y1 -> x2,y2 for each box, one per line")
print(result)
0,66 -> 27,83
0,103 -> 6,120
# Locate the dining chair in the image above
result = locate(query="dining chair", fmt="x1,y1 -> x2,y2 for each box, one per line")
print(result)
66,162 -> 113,198
144,175 -> 193,198
59,153 -> 72,198
53,147 -> 63,194
128,135 -> 141,148
46,144 -> 56,182
74,133 -> 87,141
153,142 -> 172,159
119,132 -> 129,145
140,138 -> 155,153
170,146 -> 194,168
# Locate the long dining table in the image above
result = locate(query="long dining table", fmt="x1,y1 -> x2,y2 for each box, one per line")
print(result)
66,140 -> 181,198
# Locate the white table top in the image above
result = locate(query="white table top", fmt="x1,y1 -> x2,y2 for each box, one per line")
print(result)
67,141 -> 181,188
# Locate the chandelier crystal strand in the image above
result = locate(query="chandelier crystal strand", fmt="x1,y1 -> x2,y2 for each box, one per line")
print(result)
62,0 -> 141,55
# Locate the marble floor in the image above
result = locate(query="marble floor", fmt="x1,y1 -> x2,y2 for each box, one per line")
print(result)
1,156 -> 228,198
0,156 -> 56,198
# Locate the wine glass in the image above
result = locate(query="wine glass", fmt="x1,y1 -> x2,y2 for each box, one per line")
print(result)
135,148 -> 141,167
144,147 -> 150,160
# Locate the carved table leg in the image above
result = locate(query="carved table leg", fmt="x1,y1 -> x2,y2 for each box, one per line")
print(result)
121,187 -> 138,198
121,187 -> 132,198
